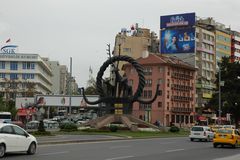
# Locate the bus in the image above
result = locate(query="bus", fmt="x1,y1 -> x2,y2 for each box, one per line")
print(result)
0,112 -> 12,123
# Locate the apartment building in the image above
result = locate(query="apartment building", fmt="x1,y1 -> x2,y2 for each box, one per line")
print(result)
230,31 -> 240,62
123,53 -> 196,127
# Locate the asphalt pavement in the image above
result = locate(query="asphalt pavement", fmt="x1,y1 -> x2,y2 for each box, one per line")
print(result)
4,137 -> 240,160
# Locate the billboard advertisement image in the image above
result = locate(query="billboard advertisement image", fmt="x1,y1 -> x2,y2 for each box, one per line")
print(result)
160,12 -> 195,29
160,28 -> 195,54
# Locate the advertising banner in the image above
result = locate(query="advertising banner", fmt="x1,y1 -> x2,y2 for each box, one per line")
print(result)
160,13 -> 195,29
160,28 -> 195,54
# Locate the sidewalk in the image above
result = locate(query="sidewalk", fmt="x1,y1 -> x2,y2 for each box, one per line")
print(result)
37,134 -> 126,145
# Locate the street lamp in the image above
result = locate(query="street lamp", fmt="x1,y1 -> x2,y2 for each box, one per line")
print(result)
218,63 -> 221,125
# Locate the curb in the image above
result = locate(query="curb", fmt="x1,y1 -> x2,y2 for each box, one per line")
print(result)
38,137 -> 128,145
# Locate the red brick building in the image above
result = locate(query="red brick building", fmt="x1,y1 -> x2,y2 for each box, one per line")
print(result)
123,53 -> 196,127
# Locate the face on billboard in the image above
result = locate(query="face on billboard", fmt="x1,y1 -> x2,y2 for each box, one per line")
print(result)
160,28 -> 195,54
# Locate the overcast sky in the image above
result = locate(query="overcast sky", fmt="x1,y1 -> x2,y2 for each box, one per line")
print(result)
1,0 -> 239,87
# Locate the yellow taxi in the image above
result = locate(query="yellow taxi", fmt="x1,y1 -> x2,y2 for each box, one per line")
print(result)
209,125 -> 222,133
213,128 -> 240,148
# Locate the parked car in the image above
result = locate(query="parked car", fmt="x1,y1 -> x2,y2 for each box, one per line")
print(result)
43,119 -> 59,129
213,128 -> 240,148
0,123 -> 37,158
26,121 -> 39,129
189,126 -> 214,142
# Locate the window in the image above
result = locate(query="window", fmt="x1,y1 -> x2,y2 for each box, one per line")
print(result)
159,66 -> 164,73
129,80 -> 133,86
148,90 -> 152,98
13,126 -> 25,136
0,62 -> 5,69
0,73 -> 5,78
10,62 -> 18,70
171,115 -> 175,123
145,79 -> 152,87
158,79 -> 164,84
144,67 -> 152,75
22,62 -> 35,69
22,73 -> 35,79
10,73 -> 18,80
0,126 -> 13,134
158,102 -> 162,108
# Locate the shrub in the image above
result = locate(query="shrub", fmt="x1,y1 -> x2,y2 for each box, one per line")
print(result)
169,126 -> 180,133
109,125 -> 118,132
32,131 -> 52,136
60,123 -> 78,132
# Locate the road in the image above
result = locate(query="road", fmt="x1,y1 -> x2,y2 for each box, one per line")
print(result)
4,137 -> 240,160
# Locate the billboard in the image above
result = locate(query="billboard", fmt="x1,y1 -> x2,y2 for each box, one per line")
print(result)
15,95 -> 100,109
15,97 -> 35,109
160,13 -> 195,29
35,95 -> 99,107
160,28 -> 195,54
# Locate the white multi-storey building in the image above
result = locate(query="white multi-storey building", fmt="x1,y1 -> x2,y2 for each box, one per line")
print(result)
0,53 -> 53,99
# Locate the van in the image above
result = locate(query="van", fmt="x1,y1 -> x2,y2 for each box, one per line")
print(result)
189,126 -> 214,142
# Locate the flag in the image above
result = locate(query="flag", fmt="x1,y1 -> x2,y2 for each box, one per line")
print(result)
6,38 -> 11,43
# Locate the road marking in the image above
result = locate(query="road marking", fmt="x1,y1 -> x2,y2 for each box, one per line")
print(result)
38,151 -> 69,156
110,145 -> 131,149
105,155 -> 134,160
165,149 -> 185,153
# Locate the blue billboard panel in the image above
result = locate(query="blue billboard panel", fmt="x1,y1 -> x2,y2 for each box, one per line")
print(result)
160,13 -> 195,29
160,28 -> 195,54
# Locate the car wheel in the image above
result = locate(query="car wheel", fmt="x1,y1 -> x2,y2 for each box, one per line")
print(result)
232,141 -> 238,149
0,144 -> 5,158
213,143 -> 217,148
190,138 -> 194,141
206,136 -> 210,142
27,142 -> 36,155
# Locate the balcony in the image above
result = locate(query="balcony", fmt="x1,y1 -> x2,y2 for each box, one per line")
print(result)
171,84 -> 193,91
171,73 -> 193,80
171,107 -> 193,113
171,96 -> 193,102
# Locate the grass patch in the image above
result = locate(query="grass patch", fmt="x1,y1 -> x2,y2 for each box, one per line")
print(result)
31,131 -> 53,136
54,128 -> 189,138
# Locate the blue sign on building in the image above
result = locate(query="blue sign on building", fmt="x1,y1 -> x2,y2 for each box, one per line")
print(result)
1,45 -> 18,54
160,13 -> 195,29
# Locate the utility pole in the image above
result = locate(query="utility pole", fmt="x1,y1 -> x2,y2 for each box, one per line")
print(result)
218,63 -> 221,125
69,57 -> 72,116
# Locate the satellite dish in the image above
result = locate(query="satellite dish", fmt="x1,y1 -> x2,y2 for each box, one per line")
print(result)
142,50 -> 149,58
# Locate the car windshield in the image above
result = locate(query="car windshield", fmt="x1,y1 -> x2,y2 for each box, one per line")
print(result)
216,129 -> 232,134
191,127 -> 204,131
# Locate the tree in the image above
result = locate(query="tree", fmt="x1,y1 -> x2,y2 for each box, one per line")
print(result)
0,96 -> 17,120
208,57 -> 240,128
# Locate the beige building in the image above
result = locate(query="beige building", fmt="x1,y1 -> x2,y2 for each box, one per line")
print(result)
113,24 -> 159,75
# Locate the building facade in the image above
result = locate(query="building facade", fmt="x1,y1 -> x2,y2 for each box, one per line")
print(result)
124,54 -> 196,127
113,24 -> 159,75
0,53 -> 53,99
195,25 -> 216,110
230,31 -> 240,62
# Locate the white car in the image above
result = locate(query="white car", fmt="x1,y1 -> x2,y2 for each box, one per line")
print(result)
189,126 -> 214,142
0,123 -> 37,158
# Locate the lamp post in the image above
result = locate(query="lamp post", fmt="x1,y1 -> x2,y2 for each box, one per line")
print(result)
218,64 -> 221,125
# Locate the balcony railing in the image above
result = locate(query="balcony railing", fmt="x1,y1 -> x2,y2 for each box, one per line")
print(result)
171,96 -> 193,102
171,84 -> 193,91
171,107 -> 193,113
171,73 -> 193,80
